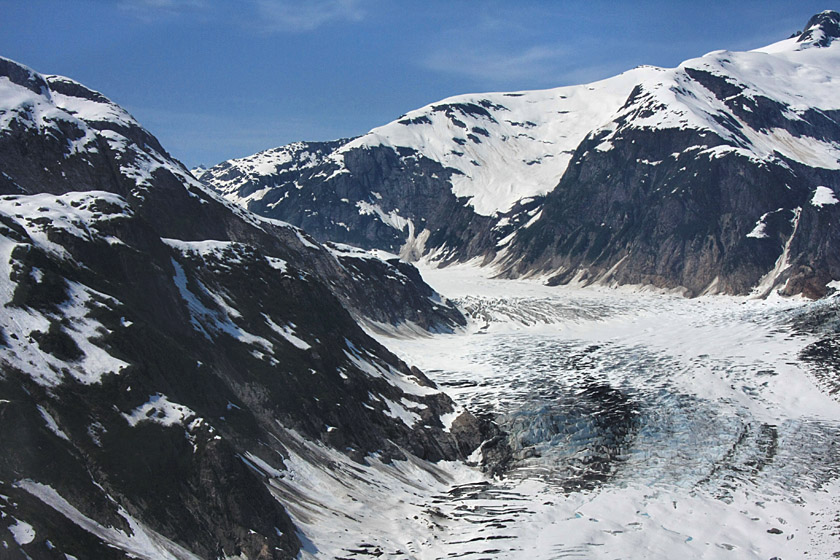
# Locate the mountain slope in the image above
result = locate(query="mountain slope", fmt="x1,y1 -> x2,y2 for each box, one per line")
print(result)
502,10 -> 840,297
201,10 -> 840,297
0,57 -> 488,559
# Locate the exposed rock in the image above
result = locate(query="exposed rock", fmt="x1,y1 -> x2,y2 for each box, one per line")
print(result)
0,55 -> 483,559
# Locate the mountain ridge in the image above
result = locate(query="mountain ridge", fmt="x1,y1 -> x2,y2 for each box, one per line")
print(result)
0,55 -> 495,559
199,10 -> 840,298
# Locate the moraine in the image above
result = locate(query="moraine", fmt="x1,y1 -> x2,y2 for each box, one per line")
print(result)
291,263 -> 840,559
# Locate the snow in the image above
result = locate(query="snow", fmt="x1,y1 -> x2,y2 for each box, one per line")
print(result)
267,428 -> 485,560
303,262 -> 840,560
4,23 -> 840,560
0,59 -> 272,241
356,200 -> 411,232
122,394 -> 196,428
746,221 -> 768,238
326,241 -> 399,262
329,27 -> 840,218
47,76 -> 141,132
206,141 -> 342,204
170,257 -> 273,351
380,396 -> 421,427
588,44 -> 840,174
752,207 -> 801,298
202,21 -> 840,259
240,452 -> 285,479
15,480 -> 202,560
57,282 -> 131,383
746,209 -> 780,239
811,185 -> 839,207
190,165 -> 208,180
8,518 -> 35,545
0,66 -> 202,205
244,216 -> 322,250
341,68 -> 657,216
438,408 -> 463,431
164,238 -> 239,256
0,191 -> 133,259
343,342 -> 439,397
38,405 -> 70,441
0,230 -> 130,387
165,237 -> 291,276
0,64 -> 98,157
159,256 -> 835,558
262,314 -> 311,351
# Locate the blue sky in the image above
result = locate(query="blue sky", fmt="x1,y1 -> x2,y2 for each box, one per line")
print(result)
0,1 -> 830,167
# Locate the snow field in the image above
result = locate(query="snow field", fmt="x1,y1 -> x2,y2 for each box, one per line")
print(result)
286,262 -> 840,559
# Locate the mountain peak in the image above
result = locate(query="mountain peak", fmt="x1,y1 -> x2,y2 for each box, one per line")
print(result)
797,10 -> 840,47
0,56 -> 50,97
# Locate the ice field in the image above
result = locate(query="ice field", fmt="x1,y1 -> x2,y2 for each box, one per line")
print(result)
290,264 -> 840,559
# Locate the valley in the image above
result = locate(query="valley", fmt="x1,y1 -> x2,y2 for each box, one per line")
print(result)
289,264 -> 840,559
1,8 -> 840,559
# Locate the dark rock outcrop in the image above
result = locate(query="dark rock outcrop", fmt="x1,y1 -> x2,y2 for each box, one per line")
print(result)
203,141 -> 501,263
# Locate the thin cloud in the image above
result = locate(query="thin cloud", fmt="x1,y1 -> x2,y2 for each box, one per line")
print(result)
118,0 -> 365,32
423,44 -> 569,87
122,0 -> 205,7
253,0 -> 365,32
117,0 -> 209,18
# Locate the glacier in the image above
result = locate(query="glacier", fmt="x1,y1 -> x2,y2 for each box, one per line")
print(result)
285,262 -> 840,559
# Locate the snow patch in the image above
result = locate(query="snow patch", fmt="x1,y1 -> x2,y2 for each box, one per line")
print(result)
0,238 -> 129,387
811,186 -> 838,207
380,397 -> 421,426
122,394 -> 196,428
38,406 -> 70,441
170,258 -> 273,351
262,314 -> 311,350
15,480 -> 201,559
356,200 -> 410,232
8,518 -> 35,545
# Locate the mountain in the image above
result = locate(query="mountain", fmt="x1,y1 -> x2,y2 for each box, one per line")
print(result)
189,165 -> 208,180
200,10 -> 840,298
0,57 -> 492,559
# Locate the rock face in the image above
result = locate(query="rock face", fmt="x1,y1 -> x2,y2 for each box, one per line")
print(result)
203,139 -> 503,263
502,12 -> 840,298
0,57 -> 482,559
201,11 -> 840,298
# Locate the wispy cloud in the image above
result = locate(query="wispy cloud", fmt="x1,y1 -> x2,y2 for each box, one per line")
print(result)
121,0 -> 205,7
253,0 -> 365,32
419,7 -> 646,89
423,44 -> 568,87
117,0 -> 209,19
118,0 -> 365,32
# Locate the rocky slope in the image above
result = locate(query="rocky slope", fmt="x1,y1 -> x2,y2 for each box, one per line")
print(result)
503,10 -> 840,298
201,10 -> 840,298
0,57 -> 490,559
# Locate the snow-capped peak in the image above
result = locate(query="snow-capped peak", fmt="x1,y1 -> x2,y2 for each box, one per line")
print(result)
332,16 -> 840,216
338,68 -> 658,216
190,164 -> 208,180
797,9 -> 840,48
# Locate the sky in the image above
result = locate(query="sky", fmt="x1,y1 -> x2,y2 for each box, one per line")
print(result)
0,1 -> 831,167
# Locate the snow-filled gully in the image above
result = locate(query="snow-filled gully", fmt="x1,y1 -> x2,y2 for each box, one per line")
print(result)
292,266 -> 840,559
